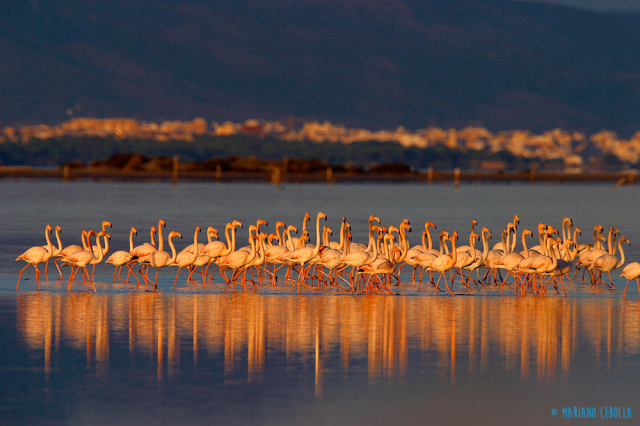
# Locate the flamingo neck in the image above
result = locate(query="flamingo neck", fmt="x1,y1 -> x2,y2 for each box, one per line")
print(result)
426,226 -> 434,250
481,231 -> 490,263
229,226 -> 237,253
522,232 -> 530,258
189,228 -> 200,263
44,227 -> 53,254
617,240 -> 626,267
101,233 -> 109,256
168,235 -> 178,263
157,221 -> 164,252
150,228 -> 156,248
129,228 -> 136,253
607,229 -> 615,254
53,227 -> 62,255
275,223 -> 283,246
81,230 -> 89,250
221,224 -> 233,255
450,236 -> 458,264
312,215 -> 323,258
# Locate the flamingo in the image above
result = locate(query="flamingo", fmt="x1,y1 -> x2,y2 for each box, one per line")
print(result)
139,230 -> 182,290
130,220 -> 165,277
180,226 -> 216,255
590,236 -> 630,289
42,225 -> 63,280
91,221 -> 112,255
494,229 -> 533,294
106,227 -> 139,285
431,231 -> 459,296
16,224 -> 53,290
63,230 -> 110,292
54,229 -> 89,278
317,222 -> 350,289
289,212 -> 310,250
401,221 -> 436,283
620,262 -> 640,298
462,227 -> 492,287
278,212 -> 327,293
218,225 -> 260,292
172,226 -> 202,286
359,232 -> 398,293
335,215 -> 380,292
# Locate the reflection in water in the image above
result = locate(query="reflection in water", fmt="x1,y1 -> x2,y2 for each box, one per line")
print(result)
16,293 -> 640,395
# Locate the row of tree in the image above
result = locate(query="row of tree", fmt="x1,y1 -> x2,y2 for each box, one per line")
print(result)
2,135 -> 535,171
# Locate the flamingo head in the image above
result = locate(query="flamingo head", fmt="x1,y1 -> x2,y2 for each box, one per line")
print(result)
159,220 -> 166,228
195,226 -> 202,233
326,226 -> 333,236
289,225 -> 298,234
304,212 -> 310,221
276,221 -> 286,228
151,226 -> 157,234
232,220 -> 243,228
575,227 -> 582,235
318,212 -> 327,221
102,221 -> 112,230
425,221 -> 436,230
621,237 -> 631,245
55,225 -> 62,232
256,219 -> 268,228
46,224 -> 52,233
388,226 -> 399,234
169,231 -> 182,239
523,229 -> 533,238
451,231 -> 459,240
131,227 -> 138,235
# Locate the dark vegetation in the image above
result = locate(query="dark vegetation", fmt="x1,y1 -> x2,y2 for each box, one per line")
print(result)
0,135 -> 526,171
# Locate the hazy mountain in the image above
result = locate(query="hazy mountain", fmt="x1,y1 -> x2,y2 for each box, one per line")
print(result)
1,0 -> 640,134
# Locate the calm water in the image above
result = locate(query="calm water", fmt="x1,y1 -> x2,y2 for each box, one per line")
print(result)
1,180 -> 639,425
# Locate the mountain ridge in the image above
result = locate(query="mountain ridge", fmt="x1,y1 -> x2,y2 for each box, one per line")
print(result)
1,0 -> 640,134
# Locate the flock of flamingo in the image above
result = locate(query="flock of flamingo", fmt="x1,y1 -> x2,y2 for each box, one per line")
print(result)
14,214 -> 640,298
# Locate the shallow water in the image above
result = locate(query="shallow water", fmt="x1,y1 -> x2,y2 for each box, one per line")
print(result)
1,180 -> 639,424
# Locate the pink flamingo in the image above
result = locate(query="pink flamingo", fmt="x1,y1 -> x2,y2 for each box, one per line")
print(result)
16,224 -> 54,290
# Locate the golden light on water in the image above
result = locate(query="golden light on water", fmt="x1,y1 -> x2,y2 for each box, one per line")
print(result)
16,293 -> 640,394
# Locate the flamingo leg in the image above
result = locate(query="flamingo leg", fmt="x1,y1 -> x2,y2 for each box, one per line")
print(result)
173,267 -> 182,287
54,258 -> 64,279
124,263 -> 140,287
434,272 -> 443,296
624,278 -> 630,299
16,264 -> 31,290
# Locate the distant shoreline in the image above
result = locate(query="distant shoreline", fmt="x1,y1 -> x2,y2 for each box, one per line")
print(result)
1,165 -> 635,185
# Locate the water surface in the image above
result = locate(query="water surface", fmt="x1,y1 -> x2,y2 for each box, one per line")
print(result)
1,181 -> 639,425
